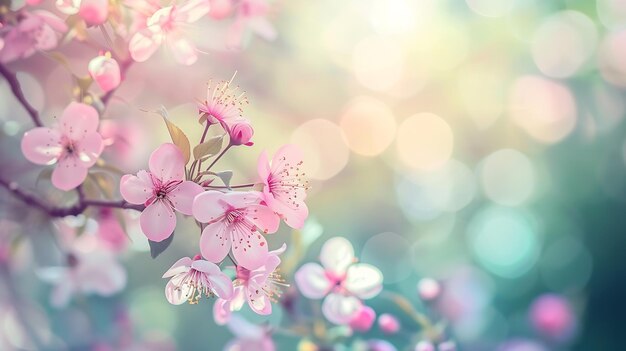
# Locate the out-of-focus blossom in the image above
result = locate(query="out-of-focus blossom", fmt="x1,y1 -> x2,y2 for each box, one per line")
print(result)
418,277 -> 441,301
258,144 -> 308,229
224,315 -> 275,351
120,143 -> 203,241
378,313 -> 400,334
367,339 -> 398,351
128,0 -> 211,65
21,102 -> 104,191
295,237 -> 383,324
162,254 -> 233,304
496,339 -> 548,351
529,294 -> 576,341
192,190 -> 279,269
99,118 -> 147,170
0,10 -> 68,63
437,341 -> 457,351
88,54 -> 121,92
415,341 -> 436,351
415,341 -> 457,351
95,208 -> 128,252
209,0 -> 234,19
226,0 -> 276,49
213,244 -> 286,323
229,120 -> 254,146
38,233 -> 126,307
197,75 -> 249,131
79,0 -> 109,25
349,305 -> 376,332
26,0 -> 44,5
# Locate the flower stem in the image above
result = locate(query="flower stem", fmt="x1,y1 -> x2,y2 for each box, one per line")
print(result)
0,63 -> 43,127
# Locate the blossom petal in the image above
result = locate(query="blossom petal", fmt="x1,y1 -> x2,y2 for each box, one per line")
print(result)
51,158 -> 88,190
295,262 -> 331,299
199,221 -> 231,263
344,263 -> 383,299
169,34 -> 198,66
75,131 -> 103,167
190,259 -> 220,274
271,144 -> 304,174
149,143 -> 185,182
78,256 -> 127,296
213,298 -> 232,325
322,293 -> 362,325
21,127 -> 62,165
208,272 -> 234,299
257,150 -> 271,182
177,0 -> 211,23
169,180 -> 203,215
247,285 -> 272,315
165,277 -> 192,305
246,204 -> 280,234
162,257 -> 192,278
120,171 -> 153,205
129,28 -> 162,62
59,102 -> 100,140
231,229 -> 268,270
226,314 -> 264,339
192,190 -> 230,223
320,237 -> 355,275
139,200 -> 176,242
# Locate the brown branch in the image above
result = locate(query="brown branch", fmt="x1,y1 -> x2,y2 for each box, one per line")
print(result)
0,63 -> 43,127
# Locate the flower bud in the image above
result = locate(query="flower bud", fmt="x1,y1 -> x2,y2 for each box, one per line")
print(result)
418,277 -> 441,301
88,54 -> 121,92
229,121 -> 254,146
415,341 -> 435,351
79,0 -> 109,26
349,305 -> 376,332
378,313 -> 400,334
530,294 -> 575,341
209,0 -> 234,19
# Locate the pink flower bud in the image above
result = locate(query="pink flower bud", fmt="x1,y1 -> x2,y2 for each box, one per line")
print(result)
415,341 -> 435,351
229,121 -> 254,146
530,294 -> 575,341
418,277 -> 441,301
378,313 -> 400,334
88,54 -> 121,92
348,305 -> 376,332
79,0 -> 109,25
209,0 -> 234,19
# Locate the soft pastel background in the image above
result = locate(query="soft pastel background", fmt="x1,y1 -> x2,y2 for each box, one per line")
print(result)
1,0 -> 626,350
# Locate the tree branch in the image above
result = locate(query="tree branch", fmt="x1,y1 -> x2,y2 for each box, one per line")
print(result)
0,63 -> 43,127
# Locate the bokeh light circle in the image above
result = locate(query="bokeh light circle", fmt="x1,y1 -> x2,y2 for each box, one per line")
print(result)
396,113 -> 454,170
339,96 -> 396,156
599,29 -> 626,87
467,206 -> 541,278
290,119 -> 350,180
352,35 -> 405,92
466,0 -> 514,18
479,149 -> 536,206
361,232 -> 412,284
597,0 -> 626,29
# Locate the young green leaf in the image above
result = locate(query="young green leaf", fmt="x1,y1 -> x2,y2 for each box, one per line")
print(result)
193,135 -> 223,161
155,106 -> 191,164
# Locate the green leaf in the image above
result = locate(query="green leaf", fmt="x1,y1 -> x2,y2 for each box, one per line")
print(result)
193,135 -> 223,161
214,170 -> 233,187
149,233 -> 174,259
155,106 -> 191,164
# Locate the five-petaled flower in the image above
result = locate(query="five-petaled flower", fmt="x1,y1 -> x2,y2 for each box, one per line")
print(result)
295,237 -> 383,325
21,102 -> 104,191
0,10 -> 68,63
120,143 -> 203,241
258,144 -> 308,229
162,254 -> 233,305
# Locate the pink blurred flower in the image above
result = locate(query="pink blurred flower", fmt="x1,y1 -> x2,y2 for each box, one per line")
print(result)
26,0 -> 44,5
0,10 -> 68,63
229,120 -> 254,146
192,190 -> 280,269
224,315 -> 275,351
213,244 -> 286,323
417,277 -> 441,301
208,0 -> 234,19
258,144 -> 308,229
529,294 -> 576,341
378,313 -> 400,334
197,74 -> 249,131
79,0 -> 109,26
21,102 -> 104,191
368,340 -> 397,351
88,54 -> 121,92
349,305 -> 376,332
415,341 -> 457,351
162,254 -> 233,304
128,0 -> 211,65
120,143 -> 203,242
496,339 -> 548,351
226,0 -> 276,49
294,237 -> 383,325
95,208 -> 128,252
415,341 -> 436,351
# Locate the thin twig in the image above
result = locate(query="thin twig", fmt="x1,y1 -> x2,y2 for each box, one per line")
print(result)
0,63 -> 43,127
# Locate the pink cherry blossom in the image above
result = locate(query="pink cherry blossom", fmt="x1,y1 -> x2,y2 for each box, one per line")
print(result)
349,305 -> 376,332
224,315 -> 275,351
213,244 -> 286,323
192,190 -> 280,269
128,0 -> 211,65
197,74 -> 249,132
120,143 -> 203,242
529,294 -> 576,341
88,54 -> 121,92
294,237 -> 383,325
226,0 -> 276,49
79,0 -> 109,26
417,277 -> 441,301
21,102 -> 104,191
258,144 -> 309,229
0,10 -> 68,63
162,254 -> 233,304
94,208 -> 130,252
229,120 -> 254,146
378,313 -> 401,334
208,0 -> 234,19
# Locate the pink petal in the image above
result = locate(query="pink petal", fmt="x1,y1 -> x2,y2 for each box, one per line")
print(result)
271,144 -> 304,174
207,271 -> 234,299
149,143 -> 185,182
129,28 -> 162,62
169,181 -> 203,215
190,259 -> 220,274
51,158 -> 88,190
257,150 -> 271,182
322,293 -> 362,325
120,171 -> 153,205
231,229 -> 268,270
221,190 -> 262,208
246,204 -> 280,234
75,131 -> 103,167
51,278 -> 76,308
78,256 -> 127,296
78,0 -> 109,25
162,257 -> 192,278
263,189 -> 308,229
34,11 -> 69,33
21,127 -> 62,165
169,34 -> 198,66
199,221 -> 231,263
177,0 -> 211,23
226,314 -> 264,339
229,285 -> 246,311
213,298 -> 232,325
59,102 -> 100,140
165,276 -> 192,305
294,262 -> 331,299
320,237 -> 355,276
344,263 -> 383,299
247,286 -> 272,315
139,200 -> 176,242
192,190 -> 230,223
349,305 -> 376,332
